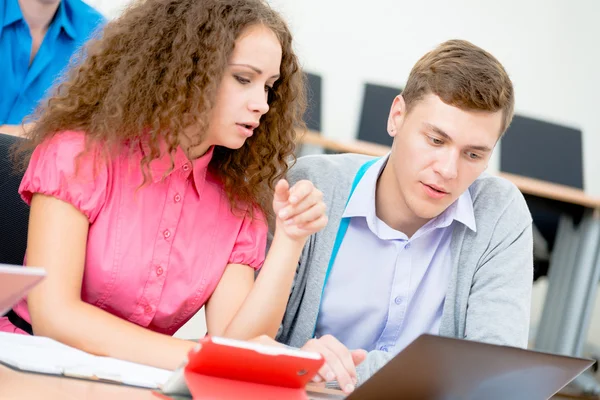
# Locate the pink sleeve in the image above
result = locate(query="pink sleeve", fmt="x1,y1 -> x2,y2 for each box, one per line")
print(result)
227,208 -> 268,270
18,131 -> 109,223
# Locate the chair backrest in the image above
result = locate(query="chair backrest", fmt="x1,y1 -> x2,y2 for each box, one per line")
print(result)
357,83 -> 402,146
0,134 -> 29,265
303,72 -> 322,132
500,115 -> 584,189
499,115 -> 584,279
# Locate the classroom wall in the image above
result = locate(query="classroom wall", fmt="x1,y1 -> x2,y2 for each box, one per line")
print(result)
269,0 -> 600,195
86,0 -> 600,350
89,0 -> 600,195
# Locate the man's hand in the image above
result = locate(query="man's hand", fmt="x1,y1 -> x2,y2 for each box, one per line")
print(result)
301,335 -> 367,394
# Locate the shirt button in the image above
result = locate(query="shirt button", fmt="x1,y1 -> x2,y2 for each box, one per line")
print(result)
163,230 -> 171,239
144,304 -> 153,314
379,346 -> 389,352
394,296 -> 402,305
156,266 -> 164,276
182,163 -> 190,172
174,194 -> 181,203
405,242 -> 411,250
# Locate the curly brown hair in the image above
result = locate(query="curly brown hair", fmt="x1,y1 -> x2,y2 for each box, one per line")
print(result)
16,0 -> 306,219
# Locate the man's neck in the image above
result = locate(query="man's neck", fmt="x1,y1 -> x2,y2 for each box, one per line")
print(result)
18,0 -> 60,33
375,162 -> 431,238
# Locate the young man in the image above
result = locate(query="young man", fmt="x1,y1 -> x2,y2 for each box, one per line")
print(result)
276,39 -> 533,393
0,0 -> 105,136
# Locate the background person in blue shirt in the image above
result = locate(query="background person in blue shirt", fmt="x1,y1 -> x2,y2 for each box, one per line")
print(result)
0,0 -> 105,136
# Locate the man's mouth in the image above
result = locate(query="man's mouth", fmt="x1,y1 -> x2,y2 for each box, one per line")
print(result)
422,182 -> 449,199
425,183 -> 448,194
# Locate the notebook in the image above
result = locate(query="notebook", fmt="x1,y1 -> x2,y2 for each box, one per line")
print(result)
0,332 -> 172,389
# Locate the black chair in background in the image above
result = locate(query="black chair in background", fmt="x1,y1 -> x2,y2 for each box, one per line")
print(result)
297,72 -> 324,157
356,83 -> 402,146
0,133 -> 29,266
500,115 -> 585,280
303,72 -> 322,132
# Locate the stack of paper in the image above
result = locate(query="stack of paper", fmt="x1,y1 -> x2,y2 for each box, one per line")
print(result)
0,332 -> 172,389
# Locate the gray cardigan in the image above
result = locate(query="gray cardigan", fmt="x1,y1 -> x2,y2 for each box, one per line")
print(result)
275,153 -> 534,384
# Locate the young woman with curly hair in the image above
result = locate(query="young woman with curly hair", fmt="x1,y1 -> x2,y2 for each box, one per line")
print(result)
1,0 -> 328,370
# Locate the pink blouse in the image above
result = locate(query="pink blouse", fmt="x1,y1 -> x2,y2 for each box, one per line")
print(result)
0,131 -> 267,335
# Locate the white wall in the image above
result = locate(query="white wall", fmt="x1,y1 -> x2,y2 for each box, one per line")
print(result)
88,0 -> 600,194
268,0 -> 600,195
86,0 -> 600,348
85,0 -> 130,19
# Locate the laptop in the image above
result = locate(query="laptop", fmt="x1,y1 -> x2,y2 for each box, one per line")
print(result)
344,334 -> 595,400
0,264 -> 46,316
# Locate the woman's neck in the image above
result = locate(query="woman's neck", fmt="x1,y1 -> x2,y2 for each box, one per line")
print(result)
178,128 -> 211,160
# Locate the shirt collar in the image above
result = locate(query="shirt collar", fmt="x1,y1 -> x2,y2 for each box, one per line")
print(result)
145,141 -> 214,197
451,187 -> 477,232
1,0 -> 76,39
54,0 -> 77,40
342,152 -> 477,234
343,155 -> 387,219
2,0 -> 24,29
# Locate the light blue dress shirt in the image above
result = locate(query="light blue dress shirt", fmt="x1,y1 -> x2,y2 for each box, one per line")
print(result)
0,0 -> 105,125
315,156 -> 477,355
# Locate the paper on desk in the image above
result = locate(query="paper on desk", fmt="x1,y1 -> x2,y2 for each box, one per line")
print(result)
0,332 -> 172,389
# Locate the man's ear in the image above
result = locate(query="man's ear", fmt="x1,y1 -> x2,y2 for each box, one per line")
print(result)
387,95 -> 406,138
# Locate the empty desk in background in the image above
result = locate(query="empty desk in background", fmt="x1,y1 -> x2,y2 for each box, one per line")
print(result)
499,115 -> 599,394
499,115 -> 585,282
298,130 -> 600,394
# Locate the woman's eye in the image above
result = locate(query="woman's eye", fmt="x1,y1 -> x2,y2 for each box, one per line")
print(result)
235,75 -> 250,84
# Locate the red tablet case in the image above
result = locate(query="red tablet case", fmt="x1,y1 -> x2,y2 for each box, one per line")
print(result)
161,336 -> 324,400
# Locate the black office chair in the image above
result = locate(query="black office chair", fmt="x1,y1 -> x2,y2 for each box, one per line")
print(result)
0,133 -> 29,266
356,83 -> 402,146
297,72 -> 325,157
303,72 -> 322,132
500,115 -> 584,280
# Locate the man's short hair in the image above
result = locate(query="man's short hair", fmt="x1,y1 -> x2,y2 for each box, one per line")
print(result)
402,39 -> 515,135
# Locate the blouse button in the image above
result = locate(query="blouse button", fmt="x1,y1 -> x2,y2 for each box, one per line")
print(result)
182,163 -> 190,172
163,230 -> 171,239
174,194 -> 181,203
144,304 -> 153,314
156,266 -> 164,276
